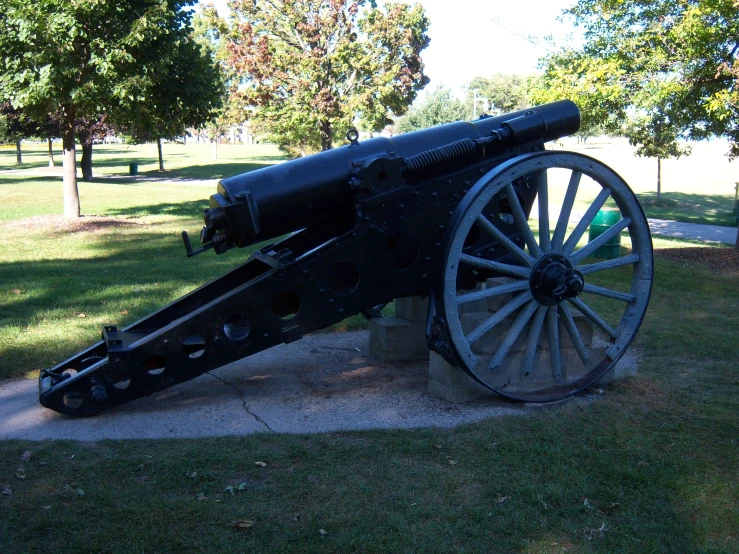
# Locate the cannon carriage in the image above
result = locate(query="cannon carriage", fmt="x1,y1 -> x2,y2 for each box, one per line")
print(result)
39,100 -> 653,416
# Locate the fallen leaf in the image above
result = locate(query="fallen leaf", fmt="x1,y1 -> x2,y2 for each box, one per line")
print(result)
15,468 -> 25,480
42,505 -> 51,510
186,471 -> 198,478
196,493 -> 207,502
232,520 -> 255,530
12,289 -> 22,295
1,484 -> 11,496
62,485 -> 84,497
582,497 -> 594,509
119,310 -> 129,315
77,313 -> 86,318
448,459 -> 458,466
497,495 -> 508,504
20,451 -> 33,462
293,514 -> 301,522
254,461 -> 267,467
318,529 -> 328,536
224,481 -> 251,495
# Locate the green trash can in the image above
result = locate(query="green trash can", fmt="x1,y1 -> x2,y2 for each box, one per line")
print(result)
129,163 -> 138,176
588,208 -> 622,259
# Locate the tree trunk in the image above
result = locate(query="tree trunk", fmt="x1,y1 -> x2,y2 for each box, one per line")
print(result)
656,157 -> 662,201
80,141 -> 93,181
62,111 -> 80,219
157,137 -> 164,171
48,137 -> 55,168
211,138 -> 218,160
319,120 -> 333,151
15,139 -> 22,164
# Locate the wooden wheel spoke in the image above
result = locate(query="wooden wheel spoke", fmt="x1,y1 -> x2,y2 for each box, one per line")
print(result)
535,171 -> 551,253
466,291 -> 533,344
489,300 -> 538,370
457,280 -> 529,306
582,283 -> 636,303
569,217 -> 631,264
521,305 -> 547,377
476,214 -> 536,267
567,297 -> 618,339
459,254 -> 530,279
577,254 -> 640,275
551,170 -> 581,251
563,188 -> 612,255
546,306 -> 562,380
505,183 -> 542,258
558,304 -> 590,365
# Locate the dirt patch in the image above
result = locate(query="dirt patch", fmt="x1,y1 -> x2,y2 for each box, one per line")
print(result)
655,247 -> 739,276
1,214 -> 143,233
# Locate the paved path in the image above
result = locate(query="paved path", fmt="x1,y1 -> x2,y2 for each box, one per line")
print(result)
648,218 -> 737,245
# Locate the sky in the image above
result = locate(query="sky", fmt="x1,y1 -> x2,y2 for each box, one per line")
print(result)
202,0 -> 580,96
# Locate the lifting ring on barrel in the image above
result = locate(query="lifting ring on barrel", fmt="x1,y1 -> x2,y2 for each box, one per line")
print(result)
438,151 -> 653,402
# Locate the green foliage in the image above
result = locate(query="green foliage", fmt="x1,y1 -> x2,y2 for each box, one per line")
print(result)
221,0 -> 430,151
535,0 -> 739,159
465,74 -> 533,116
121,38 -> 224,146
625,113 -> 691,161
0,0 -> 219,215
395,86 -> 466,134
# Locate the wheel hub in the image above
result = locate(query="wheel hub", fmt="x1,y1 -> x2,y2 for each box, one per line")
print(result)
530,254 -> 584,305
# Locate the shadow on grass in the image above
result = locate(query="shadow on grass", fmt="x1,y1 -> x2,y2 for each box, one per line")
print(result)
0,229 -> 253,378
638,191 -> 736,226
104,199 -> 210,218
157,161 -> 278,180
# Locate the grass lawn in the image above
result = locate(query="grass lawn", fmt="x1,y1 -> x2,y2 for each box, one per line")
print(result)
1,142 -> 738,552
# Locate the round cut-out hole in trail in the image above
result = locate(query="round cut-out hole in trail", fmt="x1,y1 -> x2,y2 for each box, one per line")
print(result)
145,354 -> 166,376
112,377 -> 131,390
183,335 -> 207,357
328,261 -> 360,295
385,232 -> 419,270
63,391 -> 84,410
272,290 -> 300,320
223,314 -> 251,341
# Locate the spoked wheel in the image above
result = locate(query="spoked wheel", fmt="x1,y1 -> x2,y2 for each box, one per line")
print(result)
439,151 -> 653,402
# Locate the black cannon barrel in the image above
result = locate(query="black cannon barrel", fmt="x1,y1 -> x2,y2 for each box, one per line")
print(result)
209,100 -> 579,248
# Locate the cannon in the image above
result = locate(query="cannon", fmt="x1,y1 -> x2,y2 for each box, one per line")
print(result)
38,100 -> 653,416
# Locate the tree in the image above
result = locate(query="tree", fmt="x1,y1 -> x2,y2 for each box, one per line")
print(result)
0,0 -> 211,218
465,74 -> 533,117
535,0 -> 739,158
0,103 -> 42,164
222,0 -> 430,152
625,111 -> 691,200
395,85 -> 466,133
123,37 -> 224,171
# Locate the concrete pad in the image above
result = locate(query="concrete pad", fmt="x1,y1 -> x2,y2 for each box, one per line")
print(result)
0,331 -> 545,442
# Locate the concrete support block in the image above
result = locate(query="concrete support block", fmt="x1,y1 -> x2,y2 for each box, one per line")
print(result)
394,296 -> 428,322
459,282 -> 489,314
428,351 -> 492,402
486,277 -> 515,311
591,337 -> 638,385
369,317 -> 429,362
